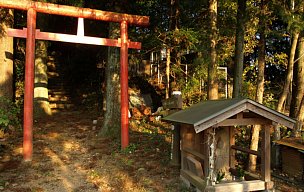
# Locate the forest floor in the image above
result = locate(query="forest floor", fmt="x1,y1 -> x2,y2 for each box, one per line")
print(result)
0,110 -> 303,192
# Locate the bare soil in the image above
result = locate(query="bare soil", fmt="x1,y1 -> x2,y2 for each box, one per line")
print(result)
0,110 -> 303,192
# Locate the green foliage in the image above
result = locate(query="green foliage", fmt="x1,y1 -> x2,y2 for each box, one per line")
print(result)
121,143 -> 138,154
236,165 -> 245,178
274,0 -> 304,33
0,97 -> 21,133
263,93 -> 277,110
216,170 -> 225,183
179,57 -> 208,106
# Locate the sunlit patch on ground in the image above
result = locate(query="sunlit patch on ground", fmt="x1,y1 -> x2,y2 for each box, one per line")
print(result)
1,111 -> 301,191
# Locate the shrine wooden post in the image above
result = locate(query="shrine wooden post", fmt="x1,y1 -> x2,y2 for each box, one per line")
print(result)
0,0 -> 149,160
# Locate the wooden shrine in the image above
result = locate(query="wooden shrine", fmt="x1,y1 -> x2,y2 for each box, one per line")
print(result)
164,98 -> 296,192
274,138 -> 304,181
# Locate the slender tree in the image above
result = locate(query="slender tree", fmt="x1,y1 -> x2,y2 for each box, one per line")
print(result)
165,47 -> 171,99
164,0 -> 180,99
274,0 -> 302,167
208,0 -> 219,100
233,0 -> 247,98
290,31 -> 304,137
277,31 -> 299,113
249,0 -> 267,172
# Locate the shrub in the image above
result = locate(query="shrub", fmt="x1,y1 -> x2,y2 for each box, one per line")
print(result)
0,96 -> 21,134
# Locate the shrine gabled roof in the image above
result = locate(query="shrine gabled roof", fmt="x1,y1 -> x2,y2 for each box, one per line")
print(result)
163,98 -> 296,133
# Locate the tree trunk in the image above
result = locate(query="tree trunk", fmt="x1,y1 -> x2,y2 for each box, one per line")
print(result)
290,31 -> 304,137
34,12 -> 51,117
295,97 -> 304,134
100,22 -> 121,137
165,48 -> 171,99
208,0 -> 219,100
165,0 -> 180,99
249,0 -> 266,172
232,0 -> 246,99
277,32 -> 299,113
0,9 -> 14,99
170,0 -> 180,31
274,0 -> 299,169
170,0 -> 181,91
34,40 -> 51,116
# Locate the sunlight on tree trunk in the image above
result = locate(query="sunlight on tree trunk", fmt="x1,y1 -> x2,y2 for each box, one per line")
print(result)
100,22 -> 121,137
0,9 -> 13,99
34,40 -> 51,116
293,97 -> 304,136
165,48 -> 171,99
277,32 -> 299,113
290,32 -> 304,137
34,11 -> 52,116
208,0 -> 219,100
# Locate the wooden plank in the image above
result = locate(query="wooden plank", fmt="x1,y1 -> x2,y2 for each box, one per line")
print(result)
186,156 -> 204,178
194,104 -> 247,133
171,124 -> 181,166
180,127 -> 188,171
229,168 -> 260,180
180,169 -> 207,191
218,117 -> 272,126
246,103 -> 295,129
204,130 -> 210,177
274,139 -> 304,151
281,146 -> 304,178
7,28 -> 141,49
231,145 -> 260,156
183,147 -> 206,161
205,180 -> 266,192
261,125 -> 271,183
229,126 -> 235,169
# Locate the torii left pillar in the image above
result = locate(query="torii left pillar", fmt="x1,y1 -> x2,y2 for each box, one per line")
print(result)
23,8 -> 36,161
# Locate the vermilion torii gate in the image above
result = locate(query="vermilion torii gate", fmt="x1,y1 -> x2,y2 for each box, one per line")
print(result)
0,0 -> 149,161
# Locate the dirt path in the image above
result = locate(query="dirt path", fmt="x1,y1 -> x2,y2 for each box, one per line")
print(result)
0,111 -> 182,192
1,110 -> 303,192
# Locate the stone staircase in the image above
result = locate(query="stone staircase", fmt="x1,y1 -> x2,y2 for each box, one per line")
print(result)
47,56 -> 75,112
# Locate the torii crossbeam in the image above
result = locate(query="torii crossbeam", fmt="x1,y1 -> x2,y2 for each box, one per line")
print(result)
0,0 -> 149,161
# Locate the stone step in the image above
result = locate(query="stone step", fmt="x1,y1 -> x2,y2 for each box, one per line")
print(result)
49,90 -> 71,96
49,95 -> 70,102
47,71 -> 60,78
49,103 -> 75,110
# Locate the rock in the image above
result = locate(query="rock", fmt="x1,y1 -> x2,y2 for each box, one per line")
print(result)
138,168 -> 145,172
142,106 -> 152,115
131,107 -> 143,119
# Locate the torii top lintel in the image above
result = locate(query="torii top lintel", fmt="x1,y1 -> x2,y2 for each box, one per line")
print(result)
0,0 -> 149,26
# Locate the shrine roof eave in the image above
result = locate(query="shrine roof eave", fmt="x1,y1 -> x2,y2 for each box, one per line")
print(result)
163,98 -> 296,133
